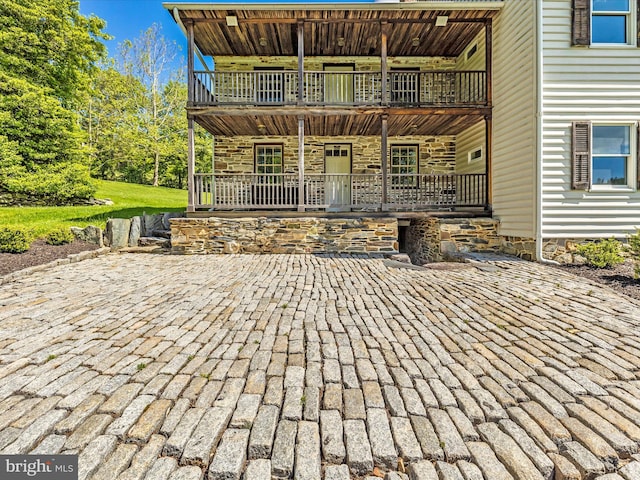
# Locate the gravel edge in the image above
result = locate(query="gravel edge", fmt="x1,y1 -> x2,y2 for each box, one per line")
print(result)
0,247 -> 112,285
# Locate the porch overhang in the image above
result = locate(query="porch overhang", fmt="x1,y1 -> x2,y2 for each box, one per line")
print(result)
190,108 -> 490,136
164,2 -> 503,58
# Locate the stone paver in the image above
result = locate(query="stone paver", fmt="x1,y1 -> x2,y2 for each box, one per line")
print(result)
1,253 -> 640,479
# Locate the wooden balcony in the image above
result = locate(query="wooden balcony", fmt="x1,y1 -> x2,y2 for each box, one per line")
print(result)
192,70 -> 487,108
193,173 -> 487,211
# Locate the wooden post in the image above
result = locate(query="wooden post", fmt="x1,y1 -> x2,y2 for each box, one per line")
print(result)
381,115 -> 388,208
485,19 -> 492,107
186,19 -> 195,105
187,116 -> 196,212
297,21 -> 304,105
381,21 -> 388,106
485,115 -> 492,210
298,116 -> 305,212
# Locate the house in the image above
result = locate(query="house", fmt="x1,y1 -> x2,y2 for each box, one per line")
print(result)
164,0 -> 640,262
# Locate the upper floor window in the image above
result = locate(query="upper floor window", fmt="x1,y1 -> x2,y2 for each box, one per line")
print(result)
592,0 -> 632,44
572,0 -> 637,46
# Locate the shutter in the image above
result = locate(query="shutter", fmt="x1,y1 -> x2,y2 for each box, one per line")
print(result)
572,0 -> 591,46
572,121 -> 591,190
637,124 -> 640,190
638,1 -> 640,47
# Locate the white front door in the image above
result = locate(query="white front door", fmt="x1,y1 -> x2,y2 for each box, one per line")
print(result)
325,144 -> 351,211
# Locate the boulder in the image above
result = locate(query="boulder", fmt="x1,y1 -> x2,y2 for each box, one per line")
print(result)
138,237 -> 170,248
128,216 -> 142,247
106,218 -> 131,249
142,214 -> 163,237
70,225 -> 104,247
162,212 -> 183,230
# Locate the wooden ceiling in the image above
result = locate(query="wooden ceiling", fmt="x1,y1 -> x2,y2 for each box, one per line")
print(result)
172,6 -> 500,57
193,110 -> 488,137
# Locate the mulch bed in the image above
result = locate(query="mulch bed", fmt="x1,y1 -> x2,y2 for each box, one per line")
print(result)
558,259 -> 640,301
0,240 -> 100,277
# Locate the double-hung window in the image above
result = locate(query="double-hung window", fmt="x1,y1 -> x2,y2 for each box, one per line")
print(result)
592,0 -> 632,44
390,145 -> 418,186
572,122 -> 637,190
572,0 -> 637,46
592,125 -> 632,187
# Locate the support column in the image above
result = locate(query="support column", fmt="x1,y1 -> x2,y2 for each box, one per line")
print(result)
297,21 -> 304,105
186,19 -> 195,104
381,115 -> 388,209
187,117 -> 196,212
381,21 -> 388,105
485,19 -> 492,107
298,116 -> 305,212
485,115 -> 492,210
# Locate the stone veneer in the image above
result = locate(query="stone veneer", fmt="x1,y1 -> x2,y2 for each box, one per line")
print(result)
501,236 -> 537,261
213,135 -> 456,176
541,238 -> 591,264
171,217 -> 398,255
405,218 -> 503,264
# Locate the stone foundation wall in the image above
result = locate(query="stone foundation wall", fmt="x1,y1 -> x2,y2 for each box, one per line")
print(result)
405,218 -> 503,264
501,236 -> 537,261
213,135 -> 456,175
541,238 -> 589,264
171,217 -> 398,255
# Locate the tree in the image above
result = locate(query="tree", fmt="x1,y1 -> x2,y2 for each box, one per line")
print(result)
0,0 -> 108,204
120,24 -> 183,186
80,65 -> 148,183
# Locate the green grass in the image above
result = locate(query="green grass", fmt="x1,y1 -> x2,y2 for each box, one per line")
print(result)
0,179 -> 187,238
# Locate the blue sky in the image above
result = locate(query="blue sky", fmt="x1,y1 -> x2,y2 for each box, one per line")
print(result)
78,0 -> 374,75
79,0 -> 188,72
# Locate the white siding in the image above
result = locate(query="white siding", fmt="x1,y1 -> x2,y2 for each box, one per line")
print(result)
455,121 -> 486,174
542,0 -> 640,238
492,0 -> 537,238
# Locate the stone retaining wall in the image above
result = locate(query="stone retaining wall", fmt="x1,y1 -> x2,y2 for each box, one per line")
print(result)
171,217 -> 398,254
405,218 -> 503,263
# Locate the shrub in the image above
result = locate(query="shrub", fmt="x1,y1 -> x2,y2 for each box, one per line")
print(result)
576,238 -> 624,269
45,228 -> 75,246
0,162 -> 96,205
0,227 -> 32,253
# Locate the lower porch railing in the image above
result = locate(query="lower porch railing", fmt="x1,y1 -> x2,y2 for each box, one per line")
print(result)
193,173 -> 487,210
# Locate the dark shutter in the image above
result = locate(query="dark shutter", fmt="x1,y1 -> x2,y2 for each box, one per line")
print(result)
637,1 -> 640,47
572,0 -> 591,46
572,121 -> 591,190
637,124 -> 640,190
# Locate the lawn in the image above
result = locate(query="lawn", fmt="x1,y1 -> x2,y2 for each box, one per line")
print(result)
0,180 -> 187,238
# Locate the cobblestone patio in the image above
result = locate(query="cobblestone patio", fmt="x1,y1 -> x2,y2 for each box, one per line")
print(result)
1,254 -> 640,480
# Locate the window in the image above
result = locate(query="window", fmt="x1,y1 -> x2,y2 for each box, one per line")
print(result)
572,122 -> 637,190
592,0 -> 632,44
468,146 -> 483,164
592,125 -> 631,186
391,145 -> 418,185
466,44 -> 478,61
572,0 -> 637,46
255,144 -> 283,182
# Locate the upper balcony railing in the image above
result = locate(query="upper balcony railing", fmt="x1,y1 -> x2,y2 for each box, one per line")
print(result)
192,70 -> 487,107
